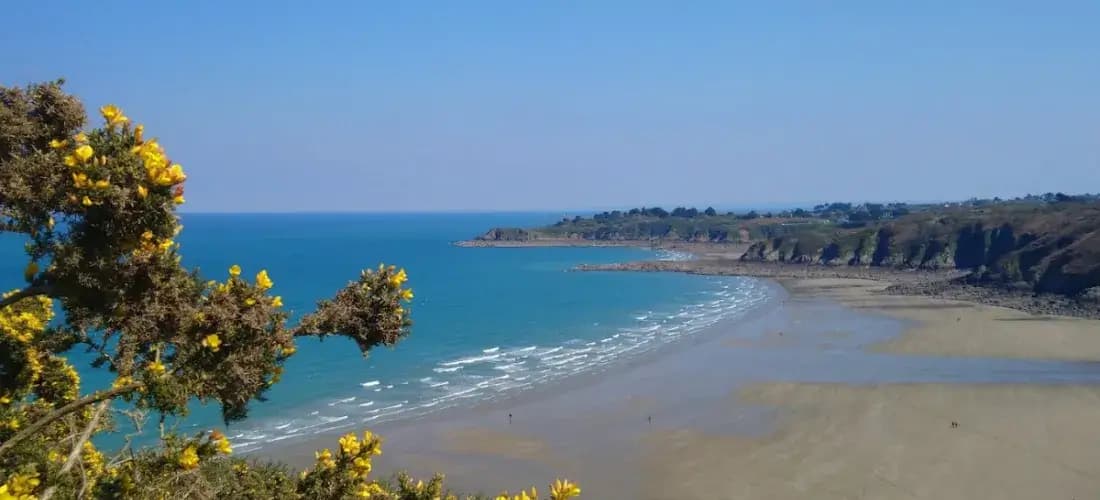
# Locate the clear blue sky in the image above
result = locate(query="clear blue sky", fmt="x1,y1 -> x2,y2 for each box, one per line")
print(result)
3,1 -> 1097,212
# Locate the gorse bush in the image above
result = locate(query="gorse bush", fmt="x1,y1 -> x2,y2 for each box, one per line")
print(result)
0,81 -> 578,500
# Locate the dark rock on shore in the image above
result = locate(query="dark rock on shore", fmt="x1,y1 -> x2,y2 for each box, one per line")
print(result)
576,259 -> 1100,320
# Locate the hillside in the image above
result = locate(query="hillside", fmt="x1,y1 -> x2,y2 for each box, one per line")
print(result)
474,204 -> 912,244
471,197 -> 1100,299
740,201 -> 1100,297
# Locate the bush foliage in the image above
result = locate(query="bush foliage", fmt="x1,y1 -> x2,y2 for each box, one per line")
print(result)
0,81 -> 579,500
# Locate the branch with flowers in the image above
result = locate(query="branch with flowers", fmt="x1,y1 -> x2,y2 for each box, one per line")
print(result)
0,81 -> 578,499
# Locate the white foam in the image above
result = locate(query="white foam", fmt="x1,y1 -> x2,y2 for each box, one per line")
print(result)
231,279 -> 777,454
493,362 -> 525,372
265,433 -> 303,443
439,352 -> 502,367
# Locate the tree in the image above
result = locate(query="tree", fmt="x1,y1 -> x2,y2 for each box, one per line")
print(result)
703,207 -> 717,217
646,207 -> 668,218
0,82 -> 580,499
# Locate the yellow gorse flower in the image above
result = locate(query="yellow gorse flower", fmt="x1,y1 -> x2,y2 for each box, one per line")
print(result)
178,445 -> 199,470
202,333 -> 221,352
400,288 -> 414,301
147,360 -> 166,376
550,479 -> 581,500
74,132 -> 88,143
23,262 -> 37,283
131,137 -> 186,187
136,184 -> 148,199
49,138 -> 68,149
216,436 -> 232,455
100,104 -> 130,128
255,269 -> 273,290
315,448 -> 336,469
339,432 -> 361,456
112,375 -> 135,390
496,489 -> 538,500
388,268 -> 408,287
211,430 -> 233,455
74,144 -> 94,163
229,264 -> 241,277
351,456 -> 372,478
355,482 -> 385,498
2,472 -> 40,498
272,295 -> 284,308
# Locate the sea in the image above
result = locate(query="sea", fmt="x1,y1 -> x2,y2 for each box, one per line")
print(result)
0,213 -> 776,452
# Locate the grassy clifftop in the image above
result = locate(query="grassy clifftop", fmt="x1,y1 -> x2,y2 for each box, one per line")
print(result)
741,201 -> 1100,297
473,197 -> 1100,298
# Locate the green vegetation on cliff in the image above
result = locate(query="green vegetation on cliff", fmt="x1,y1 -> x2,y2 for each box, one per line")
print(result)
474,198 -> 1100,299
741,200 -> 1100,297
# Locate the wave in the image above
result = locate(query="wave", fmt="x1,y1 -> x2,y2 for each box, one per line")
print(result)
231,277 -> 776,453
439,352 -> 502,367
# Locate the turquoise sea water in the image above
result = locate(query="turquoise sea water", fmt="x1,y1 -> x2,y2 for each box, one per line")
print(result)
0,214 -> 774,451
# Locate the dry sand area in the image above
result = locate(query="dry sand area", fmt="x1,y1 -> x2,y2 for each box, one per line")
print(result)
275,278 -> 1100,499
785,278 -> 1100,361
662,278 -> 1100,500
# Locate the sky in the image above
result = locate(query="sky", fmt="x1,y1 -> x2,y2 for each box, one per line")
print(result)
2,1 -> 1098,212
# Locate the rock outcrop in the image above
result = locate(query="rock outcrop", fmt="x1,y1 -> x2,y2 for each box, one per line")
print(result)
740,204 -> 1100,298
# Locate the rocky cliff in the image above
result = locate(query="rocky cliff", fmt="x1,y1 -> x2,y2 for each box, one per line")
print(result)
740,202 -> 1100,297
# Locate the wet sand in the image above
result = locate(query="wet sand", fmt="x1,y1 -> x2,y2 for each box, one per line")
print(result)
266,278 -> 1100,499
786,278 -> 1100,360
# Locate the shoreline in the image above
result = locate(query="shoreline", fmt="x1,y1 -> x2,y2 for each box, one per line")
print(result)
460,239 -> 1099,319
576,260 -> 1100,319
258,274 -> 1100,499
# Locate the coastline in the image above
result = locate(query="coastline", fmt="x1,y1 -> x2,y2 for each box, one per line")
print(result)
259,273 -> 1100,499
459,239 -> 1099,319
576,259 -> 1100,320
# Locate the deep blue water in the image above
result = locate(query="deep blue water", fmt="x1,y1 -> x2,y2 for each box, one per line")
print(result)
0,213 -> 773,451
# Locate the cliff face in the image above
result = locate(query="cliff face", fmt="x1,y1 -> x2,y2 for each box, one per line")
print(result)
477,228 -> 534,241
740,203 -> 1100,297
475,224 -> 737,242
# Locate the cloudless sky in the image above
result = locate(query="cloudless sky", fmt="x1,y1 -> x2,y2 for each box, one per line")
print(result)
3,1 -> 1098,212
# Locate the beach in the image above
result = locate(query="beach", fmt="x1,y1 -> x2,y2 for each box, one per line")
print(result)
265,276 -> 1100,499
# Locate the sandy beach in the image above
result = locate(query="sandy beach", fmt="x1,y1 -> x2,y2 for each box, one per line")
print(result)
265,278 -> 1100,499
